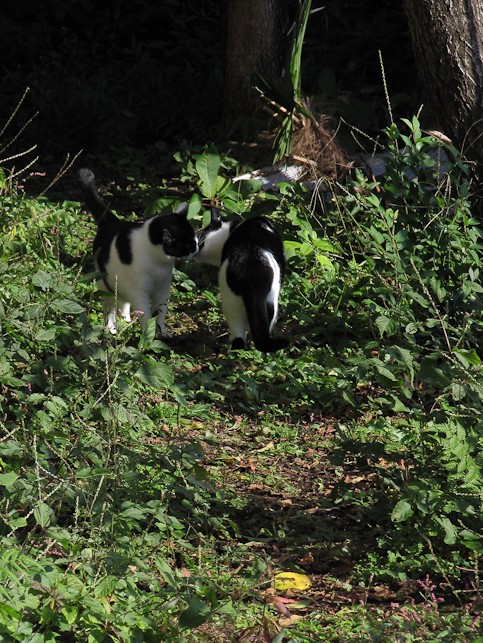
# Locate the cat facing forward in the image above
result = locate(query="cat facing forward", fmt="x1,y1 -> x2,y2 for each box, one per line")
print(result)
195,208 -> 289,353
77,168 -> 198,337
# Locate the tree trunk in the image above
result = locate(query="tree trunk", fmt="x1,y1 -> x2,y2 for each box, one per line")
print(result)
224,0 -> 289,124
403,0 -> 483,209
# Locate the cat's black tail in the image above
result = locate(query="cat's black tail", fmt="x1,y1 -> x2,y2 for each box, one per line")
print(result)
77,168 -> 116,224
243,291 -> 289,353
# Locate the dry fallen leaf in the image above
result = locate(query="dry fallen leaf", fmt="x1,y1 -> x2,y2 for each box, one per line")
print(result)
279,614 -> 303,626
257,441 -> 275,453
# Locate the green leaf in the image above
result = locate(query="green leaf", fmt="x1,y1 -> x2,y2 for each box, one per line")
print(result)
453,348 -> 481,366
32,270 -> 54,290
119,506 -> 147,520
436,516 -> 457,544
88,629 -> 106,643
35,328 -> 56,341
284,240 -> 302,260
393,345 -> 415,385
153,558 -> 178,590
52,299 -> 85,314
375,315 -> 398,337
34,502 -> 54,528
196,145 -> 220,198
135,361 -> 174,389
0,472 -> 18,486
452,382 -> 466,401
371,358 -> 397,381
419,358 -> 452,388
391,499 -> 413,522
0,602 -> 21,619
178,598 -> 211,631
61,605 -> 78,625
316,254 -> 334,269
187,193 -> 203,220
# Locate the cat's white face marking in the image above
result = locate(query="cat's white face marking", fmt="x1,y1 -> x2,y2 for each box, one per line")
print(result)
195,221 -> 231,267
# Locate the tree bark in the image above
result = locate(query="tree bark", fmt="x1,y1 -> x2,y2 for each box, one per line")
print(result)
224,0 -> 289,123
403,0 -> 483,206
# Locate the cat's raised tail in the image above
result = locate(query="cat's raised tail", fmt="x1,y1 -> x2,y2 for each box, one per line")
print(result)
77,168 -> 116,224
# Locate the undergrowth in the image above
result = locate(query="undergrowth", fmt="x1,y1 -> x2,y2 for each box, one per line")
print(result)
1,117 -> 483,641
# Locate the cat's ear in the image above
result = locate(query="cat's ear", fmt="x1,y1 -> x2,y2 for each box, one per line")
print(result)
210,207 -> 222,224
175,202 -> 188,216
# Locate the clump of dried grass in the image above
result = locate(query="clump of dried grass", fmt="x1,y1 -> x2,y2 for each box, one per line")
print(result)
258,99 -> 352,183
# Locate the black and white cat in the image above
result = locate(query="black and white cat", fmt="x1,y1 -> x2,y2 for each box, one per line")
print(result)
195,208 -> 289,353
77,168 -> 198,337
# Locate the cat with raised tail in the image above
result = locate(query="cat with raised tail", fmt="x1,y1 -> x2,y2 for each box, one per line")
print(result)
77,168 -> 198,337
195,208 -> 289,353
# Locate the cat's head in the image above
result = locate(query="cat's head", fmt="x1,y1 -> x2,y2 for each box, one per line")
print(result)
150,203 -> 198,259
195,207 -> 232,267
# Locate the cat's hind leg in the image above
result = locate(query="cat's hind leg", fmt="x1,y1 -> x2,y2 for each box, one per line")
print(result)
220,273 -> 249,349
127,291 -> 154,332
150,277 -> 173,338
102,297 -> 130,334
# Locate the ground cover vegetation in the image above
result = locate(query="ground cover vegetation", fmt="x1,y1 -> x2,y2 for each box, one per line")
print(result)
1,0 -> 483,641
1,118 -> 483,642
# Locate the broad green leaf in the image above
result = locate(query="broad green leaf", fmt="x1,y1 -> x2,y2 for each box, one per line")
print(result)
418,358 -> 452,388
196,145 -> 220,198
371,358 -> 397,381
35,328 -> 56,341
52,299 -> 85,314
375,315 -> 398,337
453,348 -> 481,366
119,506 -> 147,520
88,629 -> 105,643
61,605 -> 78,625
178,598 -> 211,631
34,502 -> 54,528
316,254 -> 334,269
436,516 -> 457,544
32,269 -> 54,290
214,175 -> 230,196
393,345 -> 414,384
284,240 -> 301,260
312,237 -> 338,253
451,382 -> 466,401
135,361 -> 174,389
187,193 -> 203,220
0,472 -> 18,487
391,499 -> 413,522
0,602 -> 21,619
154,558 -> 178,590
94,575 -> 118,598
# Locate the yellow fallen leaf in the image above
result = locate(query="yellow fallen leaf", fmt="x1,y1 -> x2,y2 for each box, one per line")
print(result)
279,614 -> 303,627
219,456 -> 236,463
274,572 -> 312,591
257,441 -> 275,453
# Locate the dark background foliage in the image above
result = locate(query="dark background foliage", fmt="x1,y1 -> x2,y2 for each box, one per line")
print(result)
1,0 -> 417,161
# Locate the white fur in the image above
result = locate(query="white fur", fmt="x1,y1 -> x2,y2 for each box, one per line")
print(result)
195,222 -> 231,267
99,225 -> 175,336
219,260 -> 249,343
263,249 -> 281,330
